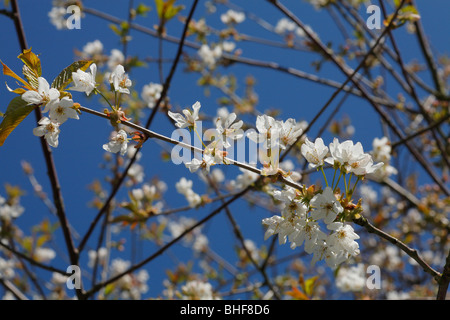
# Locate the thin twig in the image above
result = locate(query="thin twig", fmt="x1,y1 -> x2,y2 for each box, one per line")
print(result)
269,0 -> 449,196
83,186 -> 252,298
206,175 -> 282,299
378,0 -> 449,169
391,114 -> 450,150
82,5 -> 410,113
352,214 -> 441,282
0,241 -> 68,276
0,279 -> 28,300
411,0 -> 446,96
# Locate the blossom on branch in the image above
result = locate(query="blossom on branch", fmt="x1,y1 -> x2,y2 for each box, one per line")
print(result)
310,186 -> 342,224
325,138 -> 383,176
109,64 -> 132,94
45,97 -> 80,124
22,77 -> 60,106
220,9 -> 245,25
32,117 -> 60,148
69,63 -> 97,96
102,129 -> 129,156
301,137 -> 328,168
168,101 -> 201,129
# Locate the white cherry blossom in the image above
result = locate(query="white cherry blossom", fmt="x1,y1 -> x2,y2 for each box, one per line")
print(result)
69,63 -> 97,96
326,222 -> 360,257
176,177 -> 202,208
33,117 -> 60,148
141,82 -> 163,108
325,137 -> 382,176
310,186 -> 343,224
215,112 -> 243,148
45,97 -> 79,124
107,49 -> 125,71
310,239 -> 347,268
278,118 -> 303,149
220,9 -> 245,25
185,153 -> 215,173
109,64 -> 132,94
168,101 -> 201,129
247,114 -> 281,149
198,44 -> 223,69
48,6 -> 67,30
82,40 -> 103,57
103,129 -> 129,156
181,280 -> 216,300
22,77 -> 60,106
290,218 -> 326,252
301,137 -> 328,168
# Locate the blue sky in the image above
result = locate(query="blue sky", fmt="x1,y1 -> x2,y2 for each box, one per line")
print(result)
0,0 -> 449,299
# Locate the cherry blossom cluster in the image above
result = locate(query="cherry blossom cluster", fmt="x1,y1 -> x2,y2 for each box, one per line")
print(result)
21,76 -> 80,148
165,100 -> 386,269
19,61 -> 137,156
0,193 -> 24,222
220,9 -> 245,25
263,185 -> 360,268
168,102 -> 305,176
262,136 -> 384,268
176,177 -> 202,208
370,136 -> 397,180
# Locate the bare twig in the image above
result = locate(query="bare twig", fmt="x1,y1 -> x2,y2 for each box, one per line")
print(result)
352,214 -> 441,282
269,0 -> 449,196
83,186 -> 251,298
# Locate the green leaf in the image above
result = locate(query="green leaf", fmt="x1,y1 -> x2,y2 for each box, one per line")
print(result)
109,23 -> 121,36
304,276 -> 319,296
36,234 -> 50,247
155,0 -> 183,21
165,3 -> 184,20
0,96 -> 36,146
136,3 -> 151,16
155,0 -> 165,18
103,283 -> 116,296
127,56 -> 148,68
51,60 -> 93,91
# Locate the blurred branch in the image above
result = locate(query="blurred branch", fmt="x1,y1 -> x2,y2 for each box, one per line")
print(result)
0,278 -> 28,300
269,0 -> 449,196
437,251 -> 450,300
338,0 -> 436,95
411,0 -> 446,97
378,0 -> 449,169
0,8 -> 14,19
353,214 -> 441,282
0,241 -> 68,276
391,114 -> 450,150
84,186 -> 252,299
83,5 -> 412,113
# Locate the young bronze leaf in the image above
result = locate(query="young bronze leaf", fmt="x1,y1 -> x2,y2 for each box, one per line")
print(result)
51,60 -> 93,91
0,96 -> 36,146
18,48 -> 42,77
1,59 -> 31,89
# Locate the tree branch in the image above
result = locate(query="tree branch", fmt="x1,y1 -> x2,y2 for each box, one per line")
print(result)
10,0 -> 79,293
